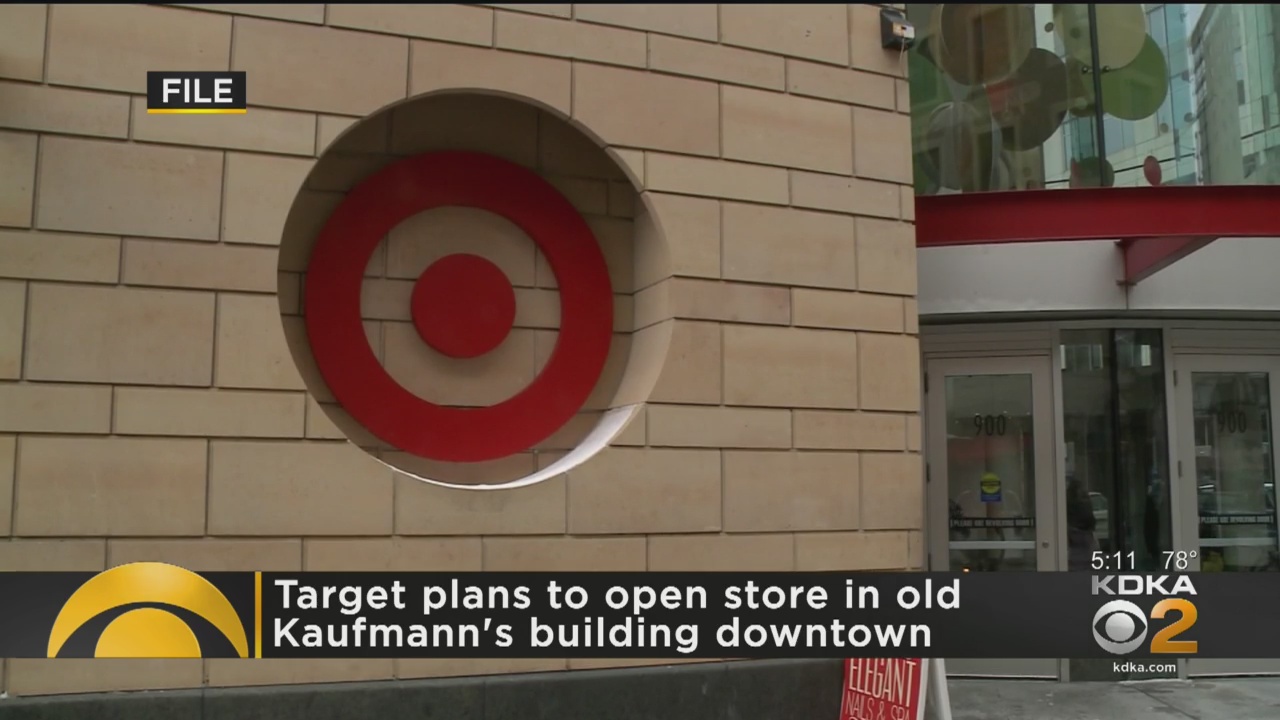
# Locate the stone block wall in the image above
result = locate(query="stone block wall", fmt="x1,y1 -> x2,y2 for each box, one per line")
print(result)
0,3 -> 922,697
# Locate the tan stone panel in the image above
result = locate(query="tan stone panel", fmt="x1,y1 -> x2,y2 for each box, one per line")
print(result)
792,289 -> 903,332
304,538 -> 482,571
641,193 -> 719,280
610,148 -> 644,185
207,658 -> 393,688
900,185 -> 915,222
397,657 -> 567,679
546,175 -> 610,216
896,78 -> 911,114
208,440 -> 393,535
216,295 -> 306,390
722,86 -> 852,174
668,278 -> 790,325
383,323 -> 535,406
850,5 -> 906,77
328,4 -> 492,46
533,215 -> 634,293
907,530 -> 924,569
647,35 -> 783,90
787,60 -> 896,109
575,4 -> 717,40
223,152 -> 315,247
574,64 -> 718,156
0,4 -> 46,82
47,4 -> 230,93
647,534 -> 795,571
0,281 -> 22,378
233,17 -> 408,116
388,94 -> 540,168
24,284 -> 215,385
859,332 -> 921,412
861,452 -> 923,530
411,42 -> 571,116
485,5 -> 571,18
724,325 -> 859,409
723,450 -> 859,532
854,107 -> 912,184
722,203 -> 855,289
316,114 -> 389,156
647,405 -> 792,449
0,539 -> 105,571
538,114 -> 627,179
648,320 -> 721,405
721,4 -> 849,64
108,538 -> 302,571
14,436 -> 207,536
114,387 -> 305,438
495,10 -> 646,67
795,530 -> 912,570
609,181 -> 636,218
0,383 -> 111,433
37,137 -> 222,241
395,474 -> 567,535
856,217 -> 917,296
180,4 -> 325,23
0,81 -> 129,138
122,238 -> 277,292
275,190 -> 344,271
790,171 -> 900,219
483,536 -> 646,571
0,436 -> 12,534
304,397 -> 344,439
386,207 -> 537,285
0,230 -> 120,283
567,448 -> 721,534
646,154 -> 789,205
8,660 -> 203,696
906,413 -> 921,452
0,131 -> 36,228
131,99 -> 316,156
794,410 -> 908,451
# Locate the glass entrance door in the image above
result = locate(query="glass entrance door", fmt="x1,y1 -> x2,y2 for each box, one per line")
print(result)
926,356 -> 1058,678
1174,355 -> 1280,677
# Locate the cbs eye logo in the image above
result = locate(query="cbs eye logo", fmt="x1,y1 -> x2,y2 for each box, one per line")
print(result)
47,562 -> 250,659
1092,599 -> 1199,655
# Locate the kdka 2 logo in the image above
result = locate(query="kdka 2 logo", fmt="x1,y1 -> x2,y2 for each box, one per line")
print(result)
1090,575 -> 1199,656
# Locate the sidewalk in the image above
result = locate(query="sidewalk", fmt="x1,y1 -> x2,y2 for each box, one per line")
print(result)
949,678 -> 1280,720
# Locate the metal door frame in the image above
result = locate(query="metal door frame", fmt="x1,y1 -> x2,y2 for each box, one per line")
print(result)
1173,353 -> 1280,677
925,354 -> 1060,678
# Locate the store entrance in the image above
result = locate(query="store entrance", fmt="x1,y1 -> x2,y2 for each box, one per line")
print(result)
925,355 -> 1059,678
1173,354 -> 1280,677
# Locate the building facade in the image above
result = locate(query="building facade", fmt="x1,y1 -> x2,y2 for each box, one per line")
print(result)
0,3 -> 920,699
3,1 -> 1279,705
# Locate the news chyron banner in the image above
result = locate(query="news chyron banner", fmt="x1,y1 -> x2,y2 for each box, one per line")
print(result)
2,563 -> 1279,659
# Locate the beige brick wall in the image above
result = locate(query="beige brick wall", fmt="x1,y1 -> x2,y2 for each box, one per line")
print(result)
0,3 -> 921,696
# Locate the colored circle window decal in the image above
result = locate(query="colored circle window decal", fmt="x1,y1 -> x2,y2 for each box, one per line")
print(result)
304,151 -> 614,464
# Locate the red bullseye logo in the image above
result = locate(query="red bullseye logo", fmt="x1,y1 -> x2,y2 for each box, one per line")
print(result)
304,151 -> 614,464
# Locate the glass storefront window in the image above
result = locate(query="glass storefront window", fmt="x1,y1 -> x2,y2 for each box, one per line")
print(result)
906,3 -> 1280,192
1060,329 -> 1172,571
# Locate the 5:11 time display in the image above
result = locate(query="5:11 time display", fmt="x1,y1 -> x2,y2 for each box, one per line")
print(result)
1091,551 -> 1136,570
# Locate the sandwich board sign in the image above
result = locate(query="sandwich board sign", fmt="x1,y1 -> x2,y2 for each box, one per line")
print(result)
840,658 -> 952,720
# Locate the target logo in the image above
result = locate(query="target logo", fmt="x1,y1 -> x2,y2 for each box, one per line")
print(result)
304,151 -> 614,465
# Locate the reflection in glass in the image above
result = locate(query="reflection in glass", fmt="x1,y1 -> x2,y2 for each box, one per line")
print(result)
906,3 -> 1280,192
1059,329 -> 1172,571
1191,372 -> 1279,572
944,374 -> 1038,571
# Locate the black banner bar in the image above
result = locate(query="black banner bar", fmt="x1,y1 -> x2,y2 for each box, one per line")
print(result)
6,567 -> 1280,661
949,517 -> 1036,529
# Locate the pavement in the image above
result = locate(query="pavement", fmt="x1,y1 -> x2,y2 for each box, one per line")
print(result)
948,678 -> 1280,720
